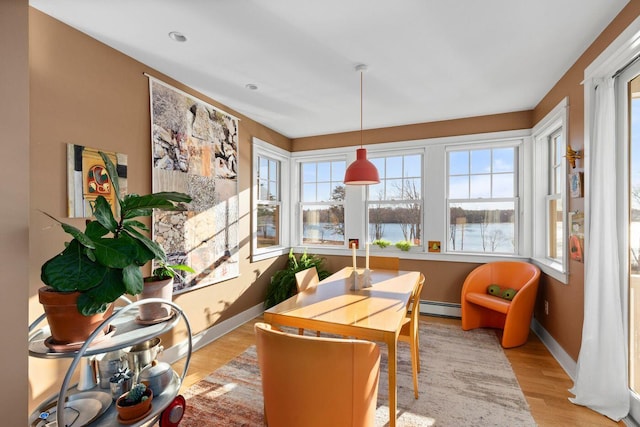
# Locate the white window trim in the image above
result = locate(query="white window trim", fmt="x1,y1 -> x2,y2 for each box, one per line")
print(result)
251,138 -> 290,262
366,150 -> 425,252
289,130 -> 529,262
531,97 -> 569,283
292,152 -> 349,249
444,141 -> 522,255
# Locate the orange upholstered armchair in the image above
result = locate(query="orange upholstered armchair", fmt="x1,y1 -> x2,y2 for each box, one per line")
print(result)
461,261 -> 541,348
254,322 -> 380,427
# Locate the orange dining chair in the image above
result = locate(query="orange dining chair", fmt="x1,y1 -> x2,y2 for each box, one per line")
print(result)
461,261 -> 541,348
398,273 -> 425,399
294,267 -> 320,336
368,256 -> 399,270
254,322 -> 381,427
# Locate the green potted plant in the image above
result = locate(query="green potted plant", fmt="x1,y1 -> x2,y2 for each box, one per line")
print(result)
395,240 -> 412,251
39,152 -> 192,347
116,382 -> 153,423
264,249 -> 330,309
137,261 -> 195,324
372,239 -> 392,249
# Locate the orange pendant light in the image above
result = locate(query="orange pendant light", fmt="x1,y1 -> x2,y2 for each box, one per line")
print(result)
344,64 -> 380,185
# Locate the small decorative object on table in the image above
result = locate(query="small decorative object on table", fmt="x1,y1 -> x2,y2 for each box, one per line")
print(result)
360,268 -> 373,288
116,382 -> 153,424
110,367 -> 133,401
349,269 -> 360,291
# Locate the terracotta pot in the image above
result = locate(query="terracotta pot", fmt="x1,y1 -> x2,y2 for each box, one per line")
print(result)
137,277 -> 173,322
116,388 -> 153,422
38,286 -> 114,346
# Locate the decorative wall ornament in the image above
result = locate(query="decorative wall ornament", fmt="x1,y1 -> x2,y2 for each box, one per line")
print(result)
67,144 -> 127,218
569,211 -> 584,263
565,145 -> 582,169
570,171 -> 584,198
148,77 -> 240,294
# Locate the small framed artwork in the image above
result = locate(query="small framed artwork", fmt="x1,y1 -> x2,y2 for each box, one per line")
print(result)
569,211 -> 584,262
428,240 -> 441,253
348,238 -> 359,249
570,171 -> 583,198
67,144 -> 127,218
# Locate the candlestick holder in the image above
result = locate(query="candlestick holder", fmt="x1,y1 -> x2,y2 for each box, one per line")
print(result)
360,268 -> 372,288
349,269 -> 361,291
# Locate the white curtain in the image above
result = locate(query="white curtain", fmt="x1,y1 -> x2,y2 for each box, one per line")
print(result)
569,77 -> 629,420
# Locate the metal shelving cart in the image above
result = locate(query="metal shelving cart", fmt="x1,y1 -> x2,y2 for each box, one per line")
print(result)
28,298 -> 192,427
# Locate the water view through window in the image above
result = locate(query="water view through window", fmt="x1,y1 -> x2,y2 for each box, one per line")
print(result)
447,147 -> 517,254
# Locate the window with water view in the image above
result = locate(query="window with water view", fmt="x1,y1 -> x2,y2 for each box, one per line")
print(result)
300,160 -> 346,246
367,154 -> 423,248
447,147 -> 517,253
256,155 -> 280,249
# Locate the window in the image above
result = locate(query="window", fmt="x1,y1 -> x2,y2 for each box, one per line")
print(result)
447,146 -> 518,253
367,154 -> 423,248
300,160 -> 346,246
547,129 -> 564,262
531,98 -> 568,281
252,138 -> 289,260
290,131 -> 527,262
256,156 -> 280,249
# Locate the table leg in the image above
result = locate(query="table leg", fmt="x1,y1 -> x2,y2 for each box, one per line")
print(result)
386,334 -> 397,427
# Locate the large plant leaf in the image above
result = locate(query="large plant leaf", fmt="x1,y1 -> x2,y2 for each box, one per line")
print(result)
39,210 -> 96,249
122,226 -> 165,263
122,264 -> 144,295
92,196 -> 118,233
121,193 -> 191,219
84,220 -> 110,240
151,192 -> 192,203
92,236 -> 139,268
99,152 -> 121,205
60,223 -> 96,249
77,267 -> 129,315
123,219 -> 149,233
41,240 -> 106,291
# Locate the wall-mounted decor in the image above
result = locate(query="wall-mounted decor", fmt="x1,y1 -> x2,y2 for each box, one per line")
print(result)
348,238 -> 360,249
148,77 -> 239,294
570,171 -> 584,198
67,144 -> 127,218
428,240 -> 441,253
569,211 -> 584,262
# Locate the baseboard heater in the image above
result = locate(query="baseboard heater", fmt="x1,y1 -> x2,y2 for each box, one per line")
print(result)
418,300 -> 461,319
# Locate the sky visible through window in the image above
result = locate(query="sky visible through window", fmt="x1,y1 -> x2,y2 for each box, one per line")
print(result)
448,148 -> 515,200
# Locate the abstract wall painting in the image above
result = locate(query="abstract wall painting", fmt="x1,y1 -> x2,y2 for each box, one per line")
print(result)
149,77 -> 239,294
67,144 -> 127,218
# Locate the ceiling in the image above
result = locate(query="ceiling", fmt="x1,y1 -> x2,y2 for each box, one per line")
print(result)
30,0 -> 629,139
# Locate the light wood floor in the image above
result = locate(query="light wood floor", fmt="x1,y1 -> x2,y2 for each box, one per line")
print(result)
173,315 -> 623,427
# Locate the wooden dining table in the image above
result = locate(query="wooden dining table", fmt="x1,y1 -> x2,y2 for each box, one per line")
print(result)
263,266 -> 421,427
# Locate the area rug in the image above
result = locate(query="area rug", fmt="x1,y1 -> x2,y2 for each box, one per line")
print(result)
180,321 -> 536,426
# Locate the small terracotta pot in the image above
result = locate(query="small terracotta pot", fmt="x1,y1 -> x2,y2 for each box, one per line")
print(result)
38,286 -> 113,345
138,277 -> 173,322
116,388 -> 153,422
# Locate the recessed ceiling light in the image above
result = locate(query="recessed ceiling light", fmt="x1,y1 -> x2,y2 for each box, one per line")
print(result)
168,31 -> 187,42
245,84 -> 258,90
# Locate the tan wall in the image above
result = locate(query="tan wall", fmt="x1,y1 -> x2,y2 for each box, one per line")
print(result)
292,110 -> 533,151
532,1 -> 640,360
27,8 -> 290,411
1,0 -> 29,424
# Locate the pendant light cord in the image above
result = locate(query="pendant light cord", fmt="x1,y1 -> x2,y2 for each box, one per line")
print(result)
360,70 -> 363,148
